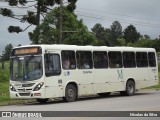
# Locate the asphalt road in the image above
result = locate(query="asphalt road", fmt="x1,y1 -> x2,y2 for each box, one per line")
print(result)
0,89 -> 160,120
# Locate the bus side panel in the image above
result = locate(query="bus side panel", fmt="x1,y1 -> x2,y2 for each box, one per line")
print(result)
45,76 -> 64,98
123,68 -> 136,87
76,70 -> 94,95
94,69 -> 109,93
133,68 -> 149,89
147,67 -> 159,87
107,69 -> 125,92
94,69 -> 125,93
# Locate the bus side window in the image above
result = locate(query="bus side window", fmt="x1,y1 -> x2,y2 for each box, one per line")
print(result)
136,52 -> 148,67
61,50 -> 76,70
76,51 -> 93,69
123,52 -> 136,68
44,53 -> 61,77
148,52 -> 156,67
93,51 -> 108,69
108,51 -> 122,68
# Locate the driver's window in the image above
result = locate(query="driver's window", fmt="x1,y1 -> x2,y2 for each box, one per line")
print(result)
44,53 -> 61,77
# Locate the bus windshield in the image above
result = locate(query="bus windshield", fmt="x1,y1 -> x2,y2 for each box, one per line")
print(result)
10,55 -> 43,81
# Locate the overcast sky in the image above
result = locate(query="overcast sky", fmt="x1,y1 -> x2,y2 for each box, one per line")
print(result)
0,0 -> 160,55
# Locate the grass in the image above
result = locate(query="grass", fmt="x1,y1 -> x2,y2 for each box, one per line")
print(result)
0,61 -> 160,106
0,61 -> 10,103
0,80 -> 34,106
0,61 -> 35,106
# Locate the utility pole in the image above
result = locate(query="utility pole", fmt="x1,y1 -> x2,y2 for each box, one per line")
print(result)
59,0 -> 63,44
59,0 -> 78,44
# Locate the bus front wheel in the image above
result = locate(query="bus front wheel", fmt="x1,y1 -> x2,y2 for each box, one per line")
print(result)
63,84 -> 77,102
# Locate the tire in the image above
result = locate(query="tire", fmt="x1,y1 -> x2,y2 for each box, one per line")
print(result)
36,98 -> 49,103
63,84 -> 77,102
126,80 -> 135,96
121,80 -> 135,96
98,92 -> 110,97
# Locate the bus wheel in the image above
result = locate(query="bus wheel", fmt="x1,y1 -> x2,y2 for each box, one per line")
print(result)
121,80 -> 135,96
36,98 -> 49,103
98,92 -> 110,97
63,84 -> 77,102
126,80 -> 135,96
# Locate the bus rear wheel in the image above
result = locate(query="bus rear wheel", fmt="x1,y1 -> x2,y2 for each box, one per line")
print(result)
63,84 -> 77,102
121,80 -> 135,96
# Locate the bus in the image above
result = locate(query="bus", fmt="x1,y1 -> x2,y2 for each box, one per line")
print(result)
10,45 -> 159,103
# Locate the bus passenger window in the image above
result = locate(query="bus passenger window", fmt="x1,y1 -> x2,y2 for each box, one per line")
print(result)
61,51 -> 76,70
108,52 -> 122,68
76,51 -> 93,69
136,52 -> 148,67
93,51 -> 108,69
63,59 -> 70,69
81,59 -> 90,69
148,52 -> 156,67
123,52 -> 136,68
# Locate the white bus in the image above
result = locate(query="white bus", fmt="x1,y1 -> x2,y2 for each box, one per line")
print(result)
10,45 -> 159,103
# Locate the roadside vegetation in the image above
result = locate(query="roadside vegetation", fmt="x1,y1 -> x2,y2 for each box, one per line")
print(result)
0,62 -> 34,106
0,61 -> 160,106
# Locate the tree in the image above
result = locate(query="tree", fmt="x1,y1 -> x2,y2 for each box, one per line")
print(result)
143,35 -> 150,40
117,38 -> 126,46
1,43 -> 13,61
123,25 -> 140,44
110,21 -> 122,45
0,0 -> 78,44
29,7 -> 96,45
135,39 -> 153,48
91,23 -> 110,45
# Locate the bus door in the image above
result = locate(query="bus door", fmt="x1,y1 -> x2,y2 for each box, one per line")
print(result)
44,51 -> 63,98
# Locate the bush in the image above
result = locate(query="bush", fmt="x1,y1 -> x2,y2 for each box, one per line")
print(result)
0,61 -> 10,82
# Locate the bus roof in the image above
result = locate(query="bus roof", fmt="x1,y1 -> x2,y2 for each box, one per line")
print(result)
13,44 -> 156,52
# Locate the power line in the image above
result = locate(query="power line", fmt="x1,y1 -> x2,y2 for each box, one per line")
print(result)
76,12 -> 160,28
75,10 -> 160,27
77,7 -> 160,22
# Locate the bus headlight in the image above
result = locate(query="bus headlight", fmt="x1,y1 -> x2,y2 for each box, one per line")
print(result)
10,84 -> 16,91
33,82 -> 44,91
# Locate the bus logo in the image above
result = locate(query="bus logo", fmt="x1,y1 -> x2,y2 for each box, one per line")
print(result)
117,70 -> 123,79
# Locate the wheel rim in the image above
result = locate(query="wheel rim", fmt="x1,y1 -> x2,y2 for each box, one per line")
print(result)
67,89 -> 74,98
128,83 -> 134,93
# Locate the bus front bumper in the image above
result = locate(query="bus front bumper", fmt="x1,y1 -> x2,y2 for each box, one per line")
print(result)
10,89 -> 46,99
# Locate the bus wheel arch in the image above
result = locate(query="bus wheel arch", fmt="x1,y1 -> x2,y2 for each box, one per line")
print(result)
63,82 -> 78,102
121,78 -> 135,96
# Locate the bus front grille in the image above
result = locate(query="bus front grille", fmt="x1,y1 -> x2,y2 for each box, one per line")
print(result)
22,83 -> 35,87
19,93 -> 30,96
